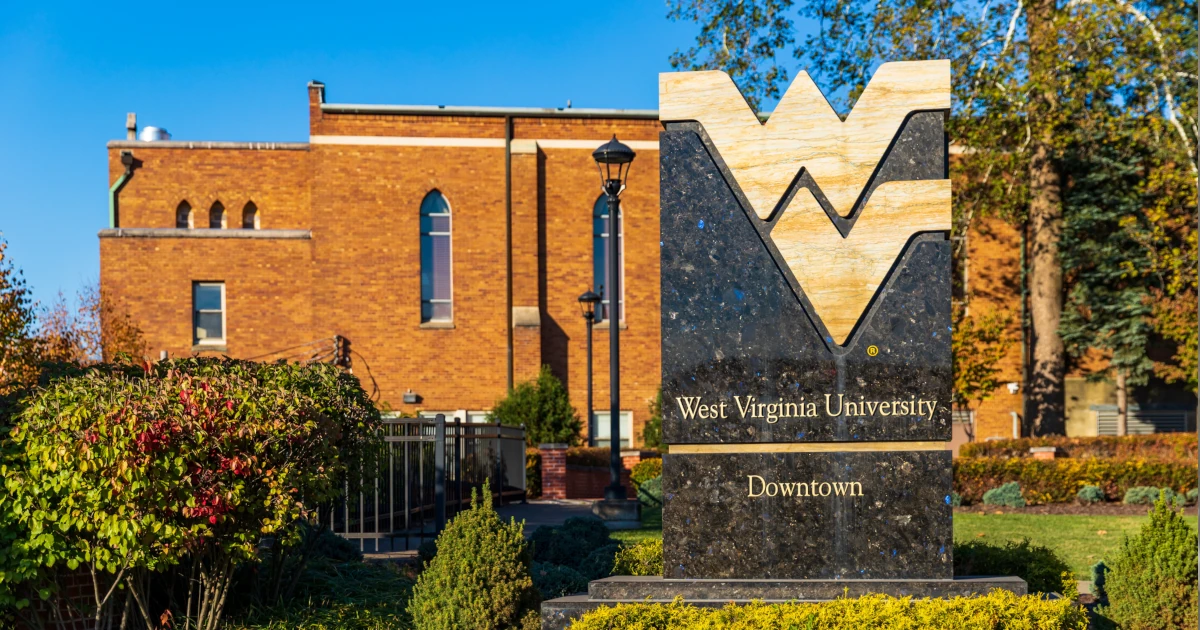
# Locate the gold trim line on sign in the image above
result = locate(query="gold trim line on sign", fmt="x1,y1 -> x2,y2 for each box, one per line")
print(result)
668,441 -> 949,454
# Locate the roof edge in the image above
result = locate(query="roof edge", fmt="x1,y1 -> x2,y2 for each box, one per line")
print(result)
106,140 -> 309,150
321,103 -> 662,120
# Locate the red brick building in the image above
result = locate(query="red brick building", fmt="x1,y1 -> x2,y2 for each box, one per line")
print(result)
102,81 -> 661,446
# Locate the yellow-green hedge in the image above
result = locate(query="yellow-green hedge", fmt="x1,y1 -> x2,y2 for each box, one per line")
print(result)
954,457 -> 1196,504
571,587 -> 1087,629
959,433 -> 1197,462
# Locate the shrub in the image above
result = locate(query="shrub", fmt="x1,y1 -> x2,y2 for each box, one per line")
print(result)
525,448 -> 541,498
982,481 -> 1026,507
570,588 -> 1088,629
4,360 -> 358,629
408,482 -> 539,630
1189,488 -> 1199,504
566,447 -> 611,467
953,457 -> 1195,504
642,386 -> 663,448
1124,486 -> 1186,507
612,539 -> 664,577
1077,484 -> 1105,504
1091,560 -> 1109,603
638,476 -> 664,508
949,492 -> 962,507
952,539 -> 1071,594
1098,496 -> 1198,629
530,517 -> 614,569
578,544 -> 621,580
630,458 -> 663,489
530,562 -> 589,599
958,433 -> 1197,462
489,365 -> 582,447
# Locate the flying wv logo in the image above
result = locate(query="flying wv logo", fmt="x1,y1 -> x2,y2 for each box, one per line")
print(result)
659,60 -> 952,346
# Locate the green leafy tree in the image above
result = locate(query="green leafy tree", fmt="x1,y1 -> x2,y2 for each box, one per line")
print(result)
0,237 -> 41,397
1060,121 -> 1160,435
952,307 -> 1014,441
489,365 -> 583,447
667,0 -> 1196,435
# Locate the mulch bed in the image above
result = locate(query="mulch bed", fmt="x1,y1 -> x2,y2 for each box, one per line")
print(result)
955,503 -> 1198,516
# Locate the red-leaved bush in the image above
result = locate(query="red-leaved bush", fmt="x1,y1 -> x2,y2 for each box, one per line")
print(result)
0,357 -> 380,630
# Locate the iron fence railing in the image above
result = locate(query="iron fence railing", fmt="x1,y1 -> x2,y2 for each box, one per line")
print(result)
324,414 -> 526,552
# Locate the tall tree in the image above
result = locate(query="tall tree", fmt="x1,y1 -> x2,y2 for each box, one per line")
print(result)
0,237 -> 40,395
1059,121 -> 1160,435
668,0 -> 1196,434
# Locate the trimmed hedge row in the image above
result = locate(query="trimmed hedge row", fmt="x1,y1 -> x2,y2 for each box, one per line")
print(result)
959,433 -> 1197,461
570,589 -> 1088,629
954,457 -> 1197,504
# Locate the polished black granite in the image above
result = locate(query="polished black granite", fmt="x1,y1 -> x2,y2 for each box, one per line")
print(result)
659,115 -> 951,444
662,451 -> 953,580
540,576 -> 1026,629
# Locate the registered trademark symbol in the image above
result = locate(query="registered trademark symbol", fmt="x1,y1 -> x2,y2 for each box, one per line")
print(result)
866,345 -> 879,356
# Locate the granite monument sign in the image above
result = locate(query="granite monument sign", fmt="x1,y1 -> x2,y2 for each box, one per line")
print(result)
541,60 -> 1026,628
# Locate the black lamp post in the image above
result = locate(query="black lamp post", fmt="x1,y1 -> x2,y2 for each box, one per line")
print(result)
578,290 -> 601,446
592,135 -> 636,501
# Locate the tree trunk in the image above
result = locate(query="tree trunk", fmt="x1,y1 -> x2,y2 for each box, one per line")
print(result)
1115,368 -> 1128,436
1025,0 -> 1067,436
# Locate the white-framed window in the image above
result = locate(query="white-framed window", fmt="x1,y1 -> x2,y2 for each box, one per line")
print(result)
192,282 -> 225,345
593,195 -> 624,323
591,411 -> 634,448
242,201 -> 259,229
209,201 -> 226,229
420,191 -> 453,322
176,201 -> 193,228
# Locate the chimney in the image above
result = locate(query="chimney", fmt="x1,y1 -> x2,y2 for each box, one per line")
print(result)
126,113 -> 137,141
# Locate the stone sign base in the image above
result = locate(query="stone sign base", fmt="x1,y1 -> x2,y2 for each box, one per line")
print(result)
539,575 -> 1027,630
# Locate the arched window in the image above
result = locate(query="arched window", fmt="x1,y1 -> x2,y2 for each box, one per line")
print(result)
209,201 -> 225,229
593,195 -> 623,322
420,191 -> 452,322
175,201 -> 193,228
242,202 -> 259,229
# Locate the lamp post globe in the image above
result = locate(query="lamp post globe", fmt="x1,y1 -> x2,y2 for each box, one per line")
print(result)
592,136 -> 635,501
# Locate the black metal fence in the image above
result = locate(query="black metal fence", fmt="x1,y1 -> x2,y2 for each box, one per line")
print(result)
324,414 -> 527,552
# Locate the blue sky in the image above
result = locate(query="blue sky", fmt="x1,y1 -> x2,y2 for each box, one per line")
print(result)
0,1 -> 705,307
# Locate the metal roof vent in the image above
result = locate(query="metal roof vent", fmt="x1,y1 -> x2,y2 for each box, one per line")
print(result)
139,126 -> 171,142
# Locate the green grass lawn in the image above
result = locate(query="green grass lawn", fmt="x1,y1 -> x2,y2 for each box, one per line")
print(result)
955,513 -> 1196,578
608,508 -> 1197,579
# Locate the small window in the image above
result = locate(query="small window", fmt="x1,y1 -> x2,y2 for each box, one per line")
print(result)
593,195 -> 624,322
176,201 -> 193,228
209,201 -> 225,229
193,282 -> 225,345
242,202 -> 259,229
591,411 -> 634,448
420,191 -> 453,322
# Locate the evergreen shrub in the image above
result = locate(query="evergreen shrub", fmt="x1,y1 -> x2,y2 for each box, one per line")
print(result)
982,481 -> 1026,507
953,457 -> 1194,504
530,517 -> 614,569
408,482 -> 539,630
578,543 -> 622,580
571,588 -> 1088,629
612,539 -> 664,577
638,476 -> 664,508
949,492 -> 963,507
630,458 -> 663,489
530,562 -> 588,599
1077,484 -> 1105,504
1098,497 -> 1198,629
952,539 -> 1071,594
1189,488 -> 1199,504
1124,486 -> 1185,507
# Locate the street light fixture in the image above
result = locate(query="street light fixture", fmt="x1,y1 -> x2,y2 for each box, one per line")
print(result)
592,135 -> 635,501
578,290 -> 601,448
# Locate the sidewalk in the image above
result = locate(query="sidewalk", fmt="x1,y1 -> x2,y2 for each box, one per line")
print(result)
498,499 -> 597,533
